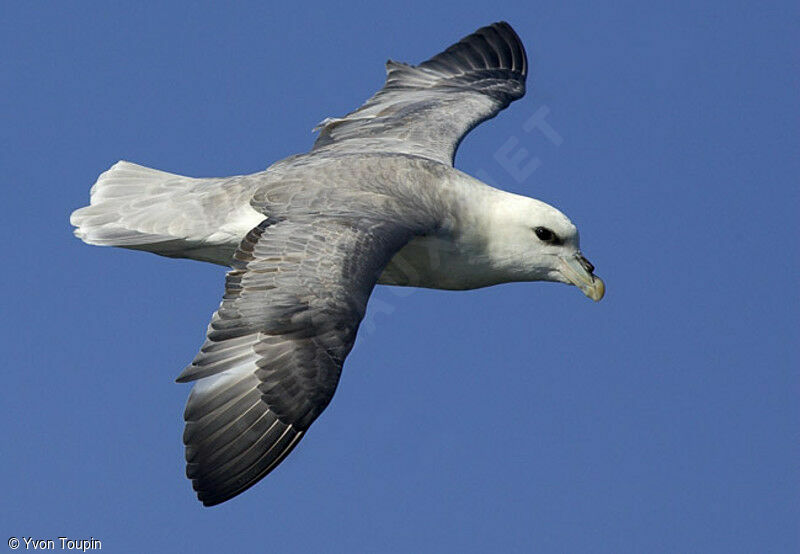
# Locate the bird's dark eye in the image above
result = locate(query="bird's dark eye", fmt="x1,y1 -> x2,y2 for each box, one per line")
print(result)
534,226 -> 558,243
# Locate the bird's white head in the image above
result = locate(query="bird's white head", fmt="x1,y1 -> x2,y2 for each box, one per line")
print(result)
482,192 -> 605,301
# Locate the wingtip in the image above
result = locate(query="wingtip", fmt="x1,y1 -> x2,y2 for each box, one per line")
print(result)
480,21 -> 527,77
188,427 -> 305,507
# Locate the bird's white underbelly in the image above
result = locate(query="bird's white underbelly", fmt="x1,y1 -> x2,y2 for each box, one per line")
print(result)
179,215 -> 498,291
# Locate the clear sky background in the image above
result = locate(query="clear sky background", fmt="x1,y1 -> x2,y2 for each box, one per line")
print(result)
2,2 -> 797,552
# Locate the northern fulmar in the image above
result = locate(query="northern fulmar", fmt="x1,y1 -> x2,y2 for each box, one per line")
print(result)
70,22 -> 605,506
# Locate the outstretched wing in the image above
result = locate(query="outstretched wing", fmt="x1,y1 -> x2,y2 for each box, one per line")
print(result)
176,215 -> 417,506
312,21 -> 528,166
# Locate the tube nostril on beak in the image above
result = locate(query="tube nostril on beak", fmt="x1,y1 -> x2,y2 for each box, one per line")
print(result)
578,254 -> 595,274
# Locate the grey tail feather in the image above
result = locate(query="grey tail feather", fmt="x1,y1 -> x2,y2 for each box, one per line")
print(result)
71,160 -> 181,247
69,160 -> 237,265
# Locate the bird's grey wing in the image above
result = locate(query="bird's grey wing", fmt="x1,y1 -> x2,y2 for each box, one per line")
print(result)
311,21 -> 527,166
175,215 -> 419,506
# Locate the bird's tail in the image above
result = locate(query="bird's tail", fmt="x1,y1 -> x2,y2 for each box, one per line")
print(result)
71,161 -> 190,248
70,161 -> 262,265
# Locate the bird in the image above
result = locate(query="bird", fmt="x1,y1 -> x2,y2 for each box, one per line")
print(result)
70,22 -> 604,506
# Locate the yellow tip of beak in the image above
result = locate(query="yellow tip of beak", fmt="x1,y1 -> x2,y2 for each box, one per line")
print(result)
558,254 -> 605,302
585,275 -> 605,302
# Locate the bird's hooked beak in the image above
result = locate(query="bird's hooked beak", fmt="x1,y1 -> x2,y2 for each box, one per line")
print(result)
559,252 -> 605,301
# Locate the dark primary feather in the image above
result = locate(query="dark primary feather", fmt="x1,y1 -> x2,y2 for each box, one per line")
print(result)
312,22 -> 528,165
177,215 -> 422,506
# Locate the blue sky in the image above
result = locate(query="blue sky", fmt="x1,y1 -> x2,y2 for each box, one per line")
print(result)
2,2 -> 797,552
